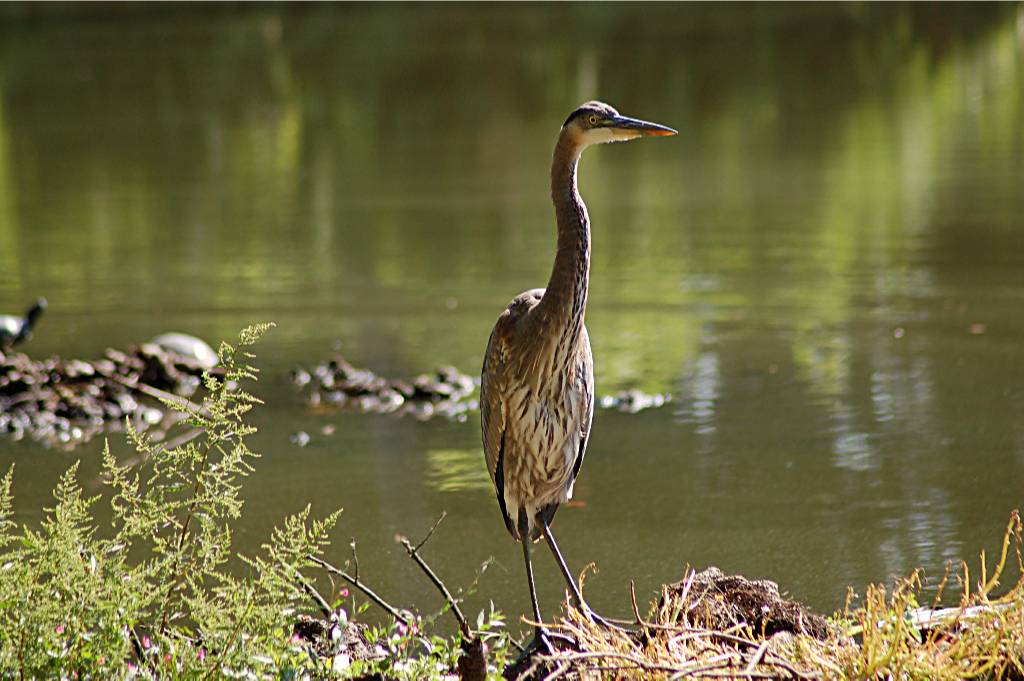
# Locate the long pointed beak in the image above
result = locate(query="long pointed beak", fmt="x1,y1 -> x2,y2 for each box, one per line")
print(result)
609,114 -> 677,137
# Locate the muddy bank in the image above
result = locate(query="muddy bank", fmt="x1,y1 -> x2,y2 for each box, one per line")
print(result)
294,564 -> 837,681
660,566 -> 831,640
305,555 -> 1022,680
504,567 -> 834,680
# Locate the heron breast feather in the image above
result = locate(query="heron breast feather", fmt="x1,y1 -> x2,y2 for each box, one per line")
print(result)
502,386 -> 582,494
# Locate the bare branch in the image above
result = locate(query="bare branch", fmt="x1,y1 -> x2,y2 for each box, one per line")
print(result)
741,639 -> 770,676
349,537 -> 360,581
308,555 -> 408,626
398,514 -> 470,637
414,511 -> 447,553
293,568 -> 332,620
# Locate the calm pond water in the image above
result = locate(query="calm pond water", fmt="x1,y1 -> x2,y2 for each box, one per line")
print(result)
1,4 -> 1022,629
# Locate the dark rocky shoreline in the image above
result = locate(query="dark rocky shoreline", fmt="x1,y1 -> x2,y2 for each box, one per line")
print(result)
0,344 -> 215,449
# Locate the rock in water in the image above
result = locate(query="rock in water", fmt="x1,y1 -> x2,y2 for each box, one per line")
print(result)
151,333 -> 219,369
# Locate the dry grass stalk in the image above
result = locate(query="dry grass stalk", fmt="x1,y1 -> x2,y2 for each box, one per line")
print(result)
524,512 -> 1023,680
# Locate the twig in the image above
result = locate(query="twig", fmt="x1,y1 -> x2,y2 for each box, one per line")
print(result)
742,639 -> 770,676
350,537 -> 360,581
583,665 -> 761,679
129,628 -> 160,677
308,555 -> 409,626
413,511 -> 447,553
667,624 -> 750,648
507,634 -> 526,654
294,568 -> 332,619
156,438 -> 215,635
667,659 -> 735,679
514,655 -> 546,681
544,648 -> 743,678
202,598 -> 255,681
110,374 -> 214,421
632,620 -> 704,633
152,427 -> 204,454
676,672 -> 775,680
398,513 -> 470,637
630,580 -> 641,623
630,578 -> 654,636
541,661 -> 571,680
706,629 -> 760,649
758,658 -> 819,680
542,649 -> 680,672
704,625 -> 820,679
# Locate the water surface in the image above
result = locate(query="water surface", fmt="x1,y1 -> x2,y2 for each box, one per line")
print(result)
0,3 -> 1022,629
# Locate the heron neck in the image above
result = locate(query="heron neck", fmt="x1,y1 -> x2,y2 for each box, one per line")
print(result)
25,305 -> 43,327
538,135 -> 590,340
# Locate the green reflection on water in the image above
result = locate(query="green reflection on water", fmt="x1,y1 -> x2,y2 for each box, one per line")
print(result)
426,448 -> 492,494
0,91 -> 16,289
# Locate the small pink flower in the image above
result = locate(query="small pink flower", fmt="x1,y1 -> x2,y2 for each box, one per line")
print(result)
340,588 -> 349,598
97,657 -> 105,666
289,634 -> 302,645
164,653 -> 171,664
142,635 -> 151,649
55,625 -> 65,634
127,663 -> 137,672
397,623 -> 408,636
198,648 -> 206,662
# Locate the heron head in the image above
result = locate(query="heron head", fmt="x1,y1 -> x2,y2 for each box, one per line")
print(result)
561,101 -> 676,149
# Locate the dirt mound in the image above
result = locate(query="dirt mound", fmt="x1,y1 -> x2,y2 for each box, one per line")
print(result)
661,566 -> 831,640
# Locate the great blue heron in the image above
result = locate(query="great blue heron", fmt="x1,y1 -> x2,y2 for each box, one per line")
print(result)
0,298 -> 47,351
480,102 -> 675,641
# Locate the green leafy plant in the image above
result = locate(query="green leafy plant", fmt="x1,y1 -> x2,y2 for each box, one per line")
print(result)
3,323 -> 1022,680
0,324 -> 341,678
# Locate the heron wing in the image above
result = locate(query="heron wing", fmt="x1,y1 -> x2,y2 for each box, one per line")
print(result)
481,312 -> 514,532
481,290 -> 547,535
569,326 -> 594,485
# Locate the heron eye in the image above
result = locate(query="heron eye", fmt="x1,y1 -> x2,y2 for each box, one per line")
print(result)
587,114 -> 599,126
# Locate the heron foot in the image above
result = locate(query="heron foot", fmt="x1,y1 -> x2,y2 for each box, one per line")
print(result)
521,625 -> 575,656
571,599 -> 628,633
529,626 -> 556,655
507,626 -> 574,679
511,626 -> 554,669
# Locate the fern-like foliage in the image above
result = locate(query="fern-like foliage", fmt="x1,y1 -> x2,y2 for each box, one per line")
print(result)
0,324 -> 341,678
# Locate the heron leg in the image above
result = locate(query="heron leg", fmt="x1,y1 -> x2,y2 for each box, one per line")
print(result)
539,517 -> 586,607
519,537 -> 562,657
522,537 -> 544,633
540,516 -> 623,631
